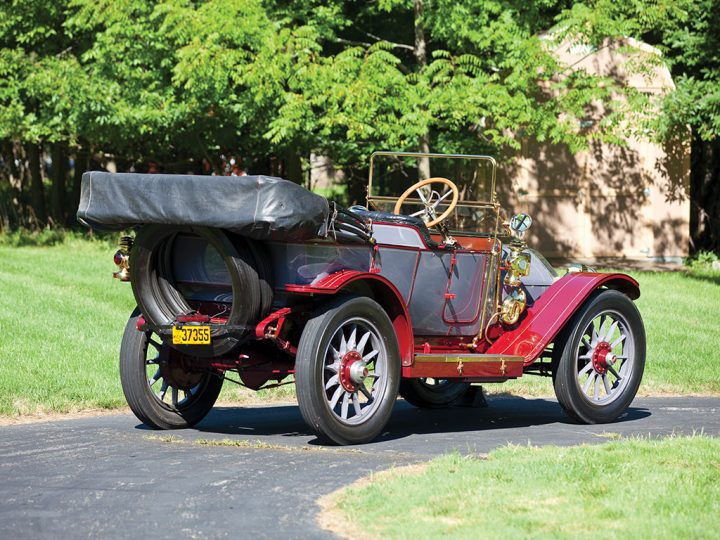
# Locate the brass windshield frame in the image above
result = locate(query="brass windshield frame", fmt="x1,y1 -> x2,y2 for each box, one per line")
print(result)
367,151 -> 500,238
368,151 -> 497,201
367,152 -> 503,344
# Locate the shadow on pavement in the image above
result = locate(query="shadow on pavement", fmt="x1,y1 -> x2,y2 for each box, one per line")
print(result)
372,397 -> 650,444
138,396 -> 651,445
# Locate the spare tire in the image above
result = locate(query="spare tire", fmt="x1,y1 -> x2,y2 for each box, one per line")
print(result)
241,236 -> 274,322
130,225 -> 273,357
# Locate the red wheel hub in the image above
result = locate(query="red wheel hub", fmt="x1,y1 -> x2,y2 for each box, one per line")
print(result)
158,347 -> 204,390
338,351 -> 368,392
591,342 -> 617,374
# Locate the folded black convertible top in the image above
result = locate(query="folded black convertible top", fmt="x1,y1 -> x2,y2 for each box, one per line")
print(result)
77,172 -> 330,241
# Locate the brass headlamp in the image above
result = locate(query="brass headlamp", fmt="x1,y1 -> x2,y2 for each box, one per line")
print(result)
501,213 -> 532,325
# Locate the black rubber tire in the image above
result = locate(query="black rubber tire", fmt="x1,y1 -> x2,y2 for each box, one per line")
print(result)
130,225 -> 268,357
120,309 -> 223,429
399,379 -> 471,408
295,296 -> 401,445
553,289 -> 646,424
241,235 -> 274,319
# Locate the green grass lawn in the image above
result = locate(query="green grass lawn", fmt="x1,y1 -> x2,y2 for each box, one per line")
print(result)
0,238 -> 718,416
0,238 -> 135,415
332,436 -> 720,539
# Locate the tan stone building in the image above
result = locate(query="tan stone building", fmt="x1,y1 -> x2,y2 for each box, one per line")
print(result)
500,38 -> 690,262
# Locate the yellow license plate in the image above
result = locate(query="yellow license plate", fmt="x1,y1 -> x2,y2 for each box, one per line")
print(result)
172,325 -> 211,345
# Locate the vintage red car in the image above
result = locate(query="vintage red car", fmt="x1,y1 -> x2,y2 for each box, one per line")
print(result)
78,151 -> 645,445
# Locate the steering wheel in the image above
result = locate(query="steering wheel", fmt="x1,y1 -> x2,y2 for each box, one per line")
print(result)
393,177 -> 459,228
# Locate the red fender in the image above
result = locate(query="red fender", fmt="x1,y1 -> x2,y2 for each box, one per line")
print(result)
285,271 -> 415,367
486,272 -> 640,365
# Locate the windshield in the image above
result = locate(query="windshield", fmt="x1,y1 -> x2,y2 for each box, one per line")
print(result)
368,152 -> 500,237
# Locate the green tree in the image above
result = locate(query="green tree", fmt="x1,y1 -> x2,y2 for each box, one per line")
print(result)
0,0 -> 78,225
262,0 -> 645,201
3,0 -> 713,240
652,1 -> 719,253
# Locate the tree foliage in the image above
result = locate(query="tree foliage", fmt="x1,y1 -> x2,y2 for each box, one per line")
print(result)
0,0 -> 717,246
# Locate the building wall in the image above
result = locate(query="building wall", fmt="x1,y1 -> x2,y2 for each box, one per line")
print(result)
499,38 -> 690,261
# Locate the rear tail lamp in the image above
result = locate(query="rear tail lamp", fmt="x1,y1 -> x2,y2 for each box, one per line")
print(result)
113,236 -> 133,281
113,250 -> 126,266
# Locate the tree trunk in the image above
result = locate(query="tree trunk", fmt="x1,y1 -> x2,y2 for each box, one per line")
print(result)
50,142 -> 66,226
2,140 -> 20,188
26,142 -> 46,227
690,133 -> 720,254
71,147 -> 88,224
346,165 -> 370,207
414,0 -> 431,179
6,141 -> 24,228
284,148 -> 303,184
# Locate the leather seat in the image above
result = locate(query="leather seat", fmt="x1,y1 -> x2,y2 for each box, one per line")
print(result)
348,206 -> 438,248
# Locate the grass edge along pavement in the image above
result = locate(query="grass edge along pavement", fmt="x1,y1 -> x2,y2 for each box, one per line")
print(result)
320,435 -> 720,540
1,238 -> 719,417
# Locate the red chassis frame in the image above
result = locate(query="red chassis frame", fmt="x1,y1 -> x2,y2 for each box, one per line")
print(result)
224,268 -> 640,387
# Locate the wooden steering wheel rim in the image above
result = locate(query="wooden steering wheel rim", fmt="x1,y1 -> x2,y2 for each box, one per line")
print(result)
393,177 -> 460,228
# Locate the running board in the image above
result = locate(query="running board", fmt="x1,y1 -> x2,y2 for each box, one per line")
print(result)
403,354 -> 525,380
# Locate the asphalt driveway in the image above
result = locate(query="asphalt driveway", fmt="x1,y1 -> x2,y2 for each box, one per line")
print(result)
1,396 -> 718,539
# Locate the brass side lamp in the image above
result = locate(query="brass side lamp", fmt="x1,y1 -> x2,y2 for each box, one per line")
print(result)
501,213 -> 532,325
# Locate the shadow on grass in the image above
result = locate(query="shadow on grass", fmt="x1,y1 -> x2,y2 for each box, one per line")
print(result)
684,272 -> 720,287
138,396 -> 651,446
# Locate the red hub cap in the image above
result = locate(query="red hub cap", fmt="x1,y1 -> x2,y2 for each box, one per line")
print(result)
591,342 -> 617,374
158,347 -> 204,390
338,351 -> 368,392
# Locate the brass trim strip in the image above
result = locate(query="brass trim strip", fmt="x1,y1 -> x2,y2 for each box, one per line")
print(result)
477,205 -> 501,340
368,195 -> 499,209
414,354 -> 524,364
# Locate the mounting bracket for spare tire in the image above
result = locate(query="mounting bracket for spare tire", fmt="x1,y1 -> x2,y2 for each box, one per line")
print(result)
129,225 -> 272,358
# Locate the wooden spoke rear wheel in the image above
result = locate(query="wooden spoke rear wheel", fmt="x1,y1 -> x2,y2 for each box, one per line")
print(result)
295,297 -> 401,445
120,309 -> 223,429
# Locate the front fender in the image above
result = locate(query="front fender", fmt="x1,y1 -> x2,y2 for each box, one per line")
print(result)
486,272 -> 640,365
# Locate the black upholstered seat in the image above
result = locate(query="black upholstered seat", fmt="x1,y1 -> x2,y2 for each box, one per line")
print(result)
348,206 -> 438,247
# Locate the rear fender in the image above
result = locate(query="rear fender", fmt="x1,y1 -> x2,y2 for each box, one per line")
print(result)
486,272 -> 640,365
285,271 -> 414,366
